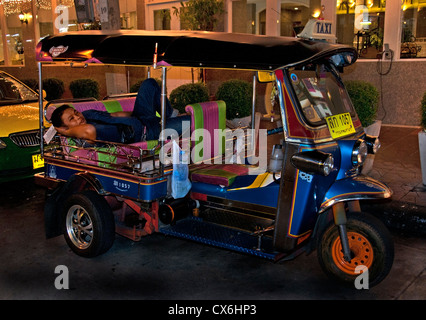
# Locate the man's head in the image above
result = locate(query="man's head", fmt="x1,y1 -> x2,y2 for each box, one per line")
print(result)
51,104 -> 86,128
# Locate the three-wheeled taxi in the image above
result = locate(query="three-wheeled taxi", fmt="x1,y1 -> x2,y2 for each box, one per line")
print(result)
35,27 -> 394,287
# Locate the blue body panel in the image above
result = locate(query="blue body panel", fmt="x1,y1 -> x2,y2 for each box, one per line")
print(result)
286,143 -> 340,237
191,174 -> 280,208
320,175 -> 392,212
46,163 -> 168,201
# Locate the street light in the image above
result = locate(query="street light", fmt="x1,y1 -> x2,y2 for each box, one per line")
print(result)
19,11 -> 29,24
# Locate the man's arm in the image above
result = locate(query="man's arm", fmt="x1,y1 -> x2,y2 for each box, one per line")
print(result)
111,111 -> 132,118
55,123 -> 97,141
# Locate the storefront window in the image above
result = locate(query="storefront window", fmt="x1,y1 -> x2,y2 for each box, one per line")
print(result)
0,23 -> 3,65
336,0 -> 385,59
401,0 -> 426,59
255,0 -> 266,35
154,9 -> 171,30
120,0 -> 137,29
245,0 -> 321,36
6,14 -> 24,65
280,0 -> 321,37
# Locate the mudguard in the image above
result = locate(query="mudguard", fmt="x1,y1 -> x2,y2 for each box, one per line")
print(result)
44,172 -> 105,238
318,175 -> 392,214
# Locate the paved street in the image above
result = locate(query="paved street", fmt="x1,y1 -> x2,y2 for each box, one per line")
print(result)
0,177 -> 424,304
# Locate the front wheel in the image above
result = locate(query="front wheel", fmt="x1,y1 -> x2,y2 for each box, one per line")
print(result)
62,190 -> 115,258
317,211 -> 394,287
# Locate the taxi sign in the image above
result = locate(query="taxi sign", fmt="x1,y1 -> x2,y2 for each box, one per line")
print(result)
297,19 -> 336,42
32,154 -> 44,169
325,113 -> 355,139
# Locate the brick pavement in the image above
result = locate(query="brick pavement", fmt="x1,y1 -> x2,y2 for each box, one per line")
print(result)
368,124 -> 426,207
363,124 -> 426,236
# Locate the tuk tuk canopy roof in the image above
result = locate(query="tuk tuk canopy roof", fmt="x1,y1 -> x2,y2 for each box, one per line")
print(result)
36,30 -> 357,70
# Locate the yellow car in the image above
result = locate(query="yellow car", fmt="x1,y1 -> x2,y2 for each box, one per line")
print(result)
0,71 -> 45,183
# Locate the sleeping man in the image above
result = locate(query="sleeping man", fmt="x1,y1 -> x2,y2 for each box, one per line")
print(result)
50,78 -> 191,144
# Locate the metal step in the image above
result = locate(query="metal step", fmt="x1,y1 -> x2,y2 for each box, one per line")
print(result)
159,216 -> 278,260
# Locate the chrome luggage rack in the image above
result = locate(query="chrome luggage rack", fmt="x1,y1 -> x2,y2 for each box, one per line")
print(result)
45,135 -> 166,177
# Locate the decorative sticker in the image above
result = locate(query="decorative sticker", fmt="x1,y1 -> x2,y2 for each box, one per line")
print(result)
49,45 -> 69,57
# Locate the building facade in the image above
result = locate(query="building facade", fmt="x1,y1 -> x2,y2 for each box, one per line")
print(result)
0,0 -> 425,125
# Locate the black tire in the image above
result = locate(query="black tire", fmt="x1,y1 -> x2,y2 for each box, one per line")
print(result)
317,211 -> 394,288
62,190 -> 115,258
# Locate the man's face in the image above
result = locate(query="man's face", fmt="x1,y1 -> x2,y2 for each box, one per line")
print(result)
61,108 -> 86,128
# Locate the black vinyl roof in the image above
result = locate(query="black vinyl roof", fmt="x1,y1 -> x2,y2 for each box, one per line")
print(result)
36,30 -> 357,70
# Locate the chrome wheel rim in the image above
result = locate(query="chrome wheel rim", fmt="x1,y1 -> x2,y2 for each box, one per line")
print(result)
66,205 -> 93,249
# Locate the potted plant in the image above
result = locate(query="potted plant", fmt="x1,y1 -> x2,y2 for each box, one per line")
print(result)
69,78 -> 100,100
169,82 -> 210,114
345,80 -> 380,174
215,79 -> 252,128
419,92 -> 426,185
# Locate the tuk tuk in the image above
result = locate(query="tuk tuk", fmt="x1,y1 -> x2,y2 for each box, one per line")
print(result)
35,27 -> 393,287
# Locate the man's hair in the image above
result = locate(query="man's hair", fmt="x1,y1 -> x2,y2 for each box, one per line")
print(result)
51,104 -> 73,127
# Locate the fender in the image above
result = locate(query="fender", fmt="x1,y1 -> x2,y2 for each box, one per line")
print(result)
306,175 -> 392,255
44,172 -> 106,238
318,175 -> 392,214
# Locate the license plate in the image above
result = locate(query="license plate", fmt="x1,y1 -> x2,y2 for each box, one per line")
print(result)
325,113 -> 356,139
32,154 -> 44,169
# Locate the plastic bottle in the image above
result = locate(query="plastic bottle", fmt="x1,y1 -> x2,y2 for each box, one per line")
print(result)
269,144 -> 283,172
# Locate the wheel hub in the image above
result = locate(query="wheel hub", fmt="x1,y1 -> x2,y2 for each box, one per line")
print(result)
66,205 -> 93,249
332,231 -> 374,275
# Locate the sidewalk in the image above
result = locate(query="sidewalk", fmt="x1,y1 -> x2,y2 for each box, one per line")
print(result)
364,124 -> 426,236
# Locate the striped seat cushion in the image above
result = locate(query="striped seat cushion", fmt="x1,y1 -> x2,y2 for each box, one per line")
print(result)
185,100 -> 226,164
191,164 -> 249,187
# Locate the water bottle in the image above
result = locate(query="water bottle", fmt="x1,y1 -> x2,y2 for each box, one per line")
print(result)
269,144 -> 283,172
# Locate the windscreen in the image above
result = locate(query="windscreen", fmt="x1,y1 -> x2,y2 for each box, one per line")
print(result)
289,62 -> 355,127
0,74 -> 38,106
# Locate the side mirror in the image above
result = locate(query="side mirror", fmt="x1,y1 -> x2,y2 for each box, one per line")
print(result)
42,90 -> 47,99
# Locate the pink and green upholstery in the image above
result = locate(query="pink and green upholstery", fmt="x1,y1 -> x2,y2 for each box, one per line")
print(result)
45,98 -> 160,169
185,100 -> 226,164
190,164 -> 249,187
185,100 -> 251,187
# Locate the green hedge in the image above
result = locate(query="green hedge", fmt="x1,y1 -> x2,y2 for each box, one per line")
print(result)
345,80 -> 379,127
43,78 -> 65,101
215,79 -> 252,120
69,78 -> 99,100
169,82 -> 209,114
22,79 -> 38,91
421,92 -> 426,130
22,78 -> 65,101
130,78 -> 162,93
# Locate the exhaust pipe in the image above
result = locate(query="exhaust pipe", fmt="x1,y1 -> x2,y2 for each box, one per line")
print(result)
159,198 -> 198,225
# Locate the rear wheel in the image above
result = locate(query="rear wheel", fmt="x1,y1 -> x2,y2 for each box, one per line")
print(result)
317,211 -> 394,287
63,190 -> 115,258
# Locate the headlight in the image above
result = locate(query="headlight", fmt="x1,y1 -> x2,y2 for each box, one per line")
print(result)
364,135 -> 381,154
0,139 -> 7,149
352,139 -> 368,166
291,150 -> 334,176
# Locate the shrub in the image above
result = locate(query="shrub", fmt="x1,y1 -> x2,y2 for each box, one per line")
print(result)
130,78 -> 162,93
69,78 -> 99,100
421,92 -> 426,130
169,82 -> 209,114
345,80 -> 379,127
22,79 -> 38,91
42,78 -> 65,101
215,79 -> 252,120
